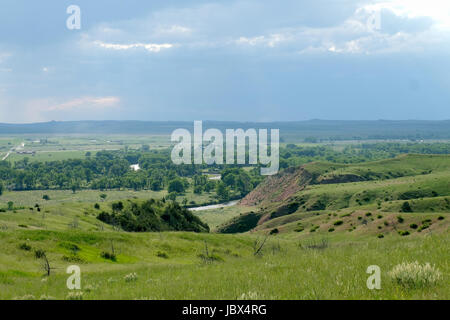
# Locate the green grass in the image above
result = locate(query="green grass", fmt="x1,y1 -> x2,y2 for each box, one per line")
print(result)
0,150 -> 449,300
0,188 -> 220,208
0,229 -> 447,300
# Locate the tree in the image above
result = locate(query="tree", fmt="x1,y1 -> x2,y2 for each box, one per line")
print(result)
112,201 -> 124,213
168,179 -> 185,194
216,182 -> 230,202
71,183 -> 79,194
42,194 -> 50,201
7,201 -> 13,211
167,192 -> 177,201
0,182 -> 3,196
401,201 -> 413,213
35,249 -> 53,276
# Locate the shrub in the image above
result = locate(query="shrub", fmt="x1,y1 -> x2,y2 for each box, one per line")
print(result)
101,251 -> 117,262
388,261 -> 442,288
94,203 -> 100,210
34,249 -> 46,259
397,216 -> 404,223
401,201 -> 413,212
365,212 -> 372,217
377,234 -> 384,239
328,228 -> 335,232
19,243 -> 32,251
42,195 -> 50,200
269,228 -> 279,235
437,216 -> 445,220
418,223 -> 430,232
294,225 -> 304,232
409,223 -> 418,229
398,230 -> 410,236
333,220 -> 343,226
124,272 -> 138,282
62,255 -> 85,263
156,251 -> 169,259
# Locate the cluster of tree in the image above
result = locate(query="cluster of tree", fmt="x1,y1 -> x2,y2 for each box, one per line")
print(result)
97,199 -> 209,232
0,150 -> 199,192
1,142 -> 446,195
279,142 -> 450,168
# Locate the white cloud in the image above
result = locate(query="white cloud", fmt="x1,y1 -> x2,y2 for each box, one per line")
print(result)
363,0 -> 450,29
94,40 -> 174,52
45,96 -> 120,111
156,25 -> 192,35
236,33 -> 289,48
24,96 -> 120,116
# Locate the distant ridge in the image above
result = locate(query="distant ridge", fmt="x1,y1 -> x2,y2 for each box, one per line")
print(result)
0,120 -> 449,141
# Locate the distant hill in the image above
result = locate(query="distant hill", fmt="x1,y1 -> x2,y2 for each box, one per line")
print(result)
0,120 -> 449,141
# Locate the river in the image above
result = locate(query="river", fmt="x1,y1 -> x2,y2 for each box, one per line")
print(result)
188,200 -> 239,211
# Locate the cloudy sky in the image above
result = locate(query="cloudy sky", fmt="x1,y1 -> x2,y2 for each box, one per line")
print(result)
0,0 -> 449,123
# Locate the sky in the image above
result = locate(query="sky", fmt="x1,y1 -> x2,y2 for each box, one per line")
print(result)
0,0 -> 449,123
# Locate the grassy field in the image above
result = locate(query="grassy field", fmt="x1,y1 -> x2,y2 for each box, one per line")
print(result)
0,134 -> 172,163
0,228 -> 447,300
0,143 -> 448,300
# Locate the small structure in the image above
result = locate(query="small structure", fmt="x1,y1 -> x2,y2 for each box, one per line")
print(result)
130,164 -> 141,171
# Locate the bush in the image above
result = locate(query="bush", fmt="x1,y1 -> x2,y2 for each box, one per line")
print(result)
42,195 -> 50,201
418,223 -> 430,232
328,228 -> 335,232
101,251 -> 117,262
437,216 -> 445,220
389,261 -> 442,288
19,243 -> 32,251
124,272 -> 138,282
377,234 -> 384,239
34,249 -> 46,259
94,203 -> 100,210
333,220 -> 343,226
398,230 -> 410,236
397,216 -> 404,223
401,201 -> 413,212
156,251 -> 169,259
269,228 -> 279,235
409,223 -> 418,229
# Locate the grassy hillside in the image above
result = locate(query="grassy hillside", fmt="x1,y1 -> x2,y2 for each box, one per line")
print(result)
0,228 -> 448,300
219,155 -> 450,234
0,154 -> 448,300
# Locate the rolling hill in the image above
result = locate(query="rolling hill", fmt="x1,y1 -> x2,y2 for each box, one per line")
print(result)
218,154 -> 450,235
